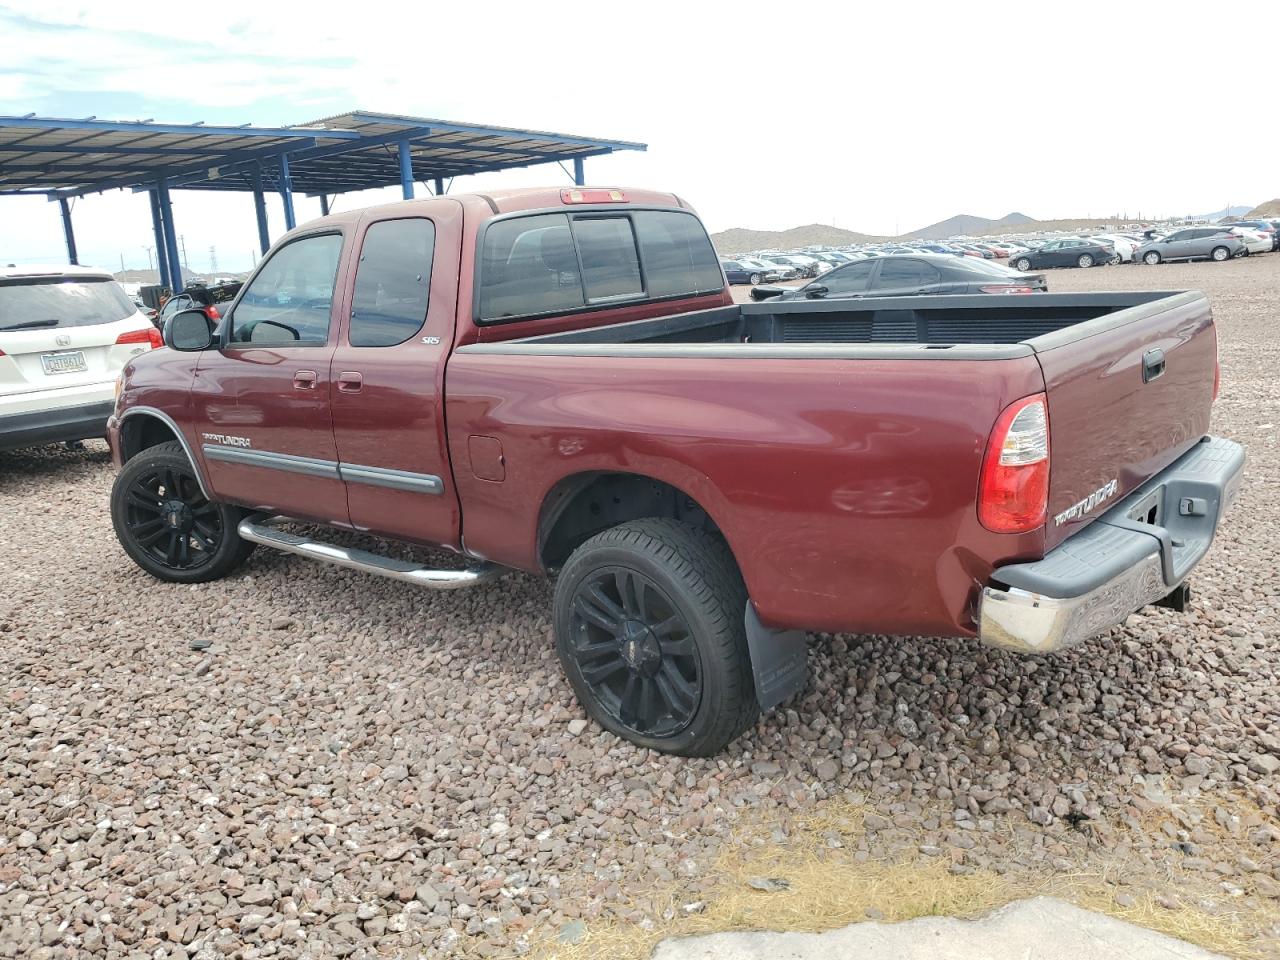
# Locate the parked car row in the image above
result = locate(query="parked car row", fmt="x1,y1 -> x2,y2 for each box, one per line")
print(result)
721,216 -> 1278,289
752,253 -> 1047,302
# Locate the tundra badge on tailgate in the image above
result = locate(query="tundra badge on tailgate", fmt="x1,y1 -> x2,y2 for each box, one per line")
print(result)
1054,478 -> 1118,526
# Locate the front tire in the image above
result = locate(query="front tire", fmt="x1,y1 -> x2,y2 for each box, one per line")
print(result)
750,273 -> 762,285
1211,245 -> 1231,262
553,519 -> 759,756
111,441 -> 255,583
1014,257 -> 1032,272
1077,253 -> 1095,268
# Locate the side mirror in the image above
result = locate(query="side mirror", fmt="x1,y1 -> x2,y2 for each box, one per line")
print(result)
165,309 -> 215,351
749,285 -> 786,302
804,285 -> 829,299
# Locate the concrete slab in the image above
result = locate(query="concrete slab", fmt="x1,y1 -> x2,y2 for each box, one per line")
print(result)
650,896 -> 1226,960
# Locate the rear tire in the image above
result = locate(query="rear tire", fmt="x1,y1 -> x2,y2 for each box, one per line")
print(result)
111,441 -> 255,583
553,518 -> 759,756
1211,246 -> 1230,262
1014,257 -> 1032,272
1144,251 -> 1161,265
1077,253 -> 1095,268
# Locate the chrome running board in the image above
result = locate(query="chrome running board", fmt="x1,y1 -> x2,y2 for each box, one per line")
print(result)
237,517 -> 502,590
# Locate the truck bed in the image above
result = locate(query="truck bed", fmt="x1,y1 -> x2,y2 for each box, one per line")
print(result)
470,291 -> 1195,358
448,288 -> 1216,636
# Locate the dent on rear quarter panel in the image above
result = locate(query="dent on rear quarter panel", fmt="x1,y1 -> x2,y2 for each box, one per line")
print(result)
446,351 -> 1047,637
1037,296 -> 1216,552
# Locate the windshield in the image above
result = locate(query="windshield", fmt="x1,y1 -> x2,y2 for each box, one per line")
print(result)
0,277 -> 135,331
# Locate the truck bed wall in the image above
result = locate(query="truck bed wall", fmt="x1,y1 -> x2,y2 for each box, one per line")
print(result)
445,350 -> 1048,636
506,292 -> 1180,349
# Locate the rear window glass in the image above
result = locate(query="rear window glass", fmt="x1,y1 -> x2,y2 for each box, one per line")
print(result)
0,277 -> 135,331
349,218 -> 436,346
479,214 -> 584,320
574,217 -> 643,303
958,257 -> 1026,277
632,211 -> 723,298
477,209 -> 724,321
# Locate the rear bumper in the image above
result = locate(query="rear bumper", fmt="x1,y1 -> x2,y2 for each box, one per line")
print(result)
978,436 -> 1244,654
0,399 -> 116,451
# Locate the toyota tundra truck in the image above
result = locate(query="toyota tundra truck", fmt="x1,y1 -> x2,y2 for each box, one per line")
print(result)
106,186 -> 1244,756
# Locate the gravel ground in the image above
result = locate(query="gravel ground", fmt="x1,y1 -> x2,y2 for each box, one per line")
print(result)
2,257 -> 1278,959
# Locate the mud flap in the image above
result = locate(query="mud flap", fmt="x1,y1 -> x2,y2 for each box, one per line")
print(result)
744,604 -> 809,712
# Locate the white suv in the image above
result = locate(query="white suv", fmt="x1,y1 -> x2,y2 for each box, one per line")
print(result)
1,264 -> 160,451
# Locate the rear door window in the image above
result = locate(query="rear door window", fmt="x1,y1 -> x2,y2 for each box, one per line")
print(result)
349,218 -> 436,346
0,277 -> 135,331
229,233 -> 345,346
874,258 -> 941,290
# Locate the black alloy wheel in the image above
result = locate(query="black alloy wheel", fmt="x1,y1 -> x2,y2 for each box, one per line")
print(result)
111,441 -> 255,583
567,566 -> 701,739
553,518 -> 759,756
122,462 -> 221,571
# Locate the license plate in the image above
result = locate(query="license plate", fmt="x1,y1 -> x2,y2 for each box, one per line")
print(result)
41,351 -> 87,375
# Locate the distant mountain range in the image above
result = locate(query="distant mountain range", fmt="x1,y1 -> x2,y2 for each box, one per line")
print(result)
1190,205 -> 1253,221
708,224 -> 887,256
905,212 -> 1035,240
712,201 -> 1273,255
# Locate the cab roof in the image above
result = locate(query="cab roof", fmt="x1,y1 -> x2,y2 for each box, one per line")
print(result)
297,186 -> 688,230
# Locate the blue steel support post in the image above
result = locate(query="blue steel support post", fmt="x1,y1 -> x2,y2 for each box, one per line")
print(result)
58,197 -> 79,265
398,138 -> 415,200
319,195 -> 330,217
157,180 -> 182,293
434,177 -> 444,196
278,154 -> 296,231
251,165 -> 271,255
149,190 -> 170,292
573,157 -> 585,186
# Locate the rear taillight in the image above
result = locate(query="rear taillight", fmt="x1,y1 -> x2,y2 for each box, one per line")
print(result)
979,284 -> 1036,295
116,327 -> 163,349
978,393 -> 1050,534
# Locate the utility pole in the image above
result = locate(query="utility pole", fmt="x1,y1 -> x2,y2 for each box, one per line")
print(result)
143,246 -> 154,271
120,252 -> 125,272
179,234 -> 189,273
251,249 -> 258,267
209,245 -> 218,273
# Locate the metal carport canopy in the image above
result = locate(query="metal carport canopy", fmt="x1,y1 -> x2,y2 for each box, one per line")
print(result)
0,111 -> 646,292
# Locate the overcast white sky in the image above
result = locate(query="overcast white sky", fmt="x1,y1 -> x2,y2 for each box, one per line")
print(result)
1,1 -> 1277,273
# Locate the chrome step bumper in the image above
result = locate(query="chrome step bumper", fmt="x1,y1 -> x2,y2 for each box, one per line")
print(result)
979,436 -> 1244,654
237,517 -> 503,590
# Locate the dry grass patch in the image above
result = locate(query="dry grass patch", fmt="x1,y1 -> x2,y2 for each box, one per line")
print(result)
530,794 -> 1279,960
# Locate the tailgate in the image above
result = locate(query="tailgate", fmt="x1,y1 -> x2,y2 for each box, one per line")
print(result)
1032,291 -> 1216,551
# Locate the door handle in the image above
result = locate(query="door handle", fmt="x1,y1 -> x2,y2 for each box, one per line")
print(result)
337,371 -> 363,393
1142,348 -> 1165,383
293,369 -> 317,390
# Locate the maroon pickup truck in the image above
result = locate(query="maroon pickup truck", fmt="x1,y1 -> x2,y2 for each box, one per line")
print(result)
107,186 -> 1244,756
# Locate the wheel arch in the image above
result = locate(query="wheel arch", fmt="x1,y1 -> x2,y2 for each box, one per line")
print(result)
118,407 -> 211,497
537,471 -> 734,573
